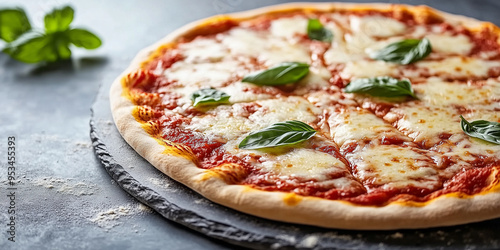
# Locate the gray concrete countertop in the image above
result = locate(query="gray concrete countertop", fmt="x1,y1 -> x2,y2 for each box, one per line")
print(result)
1,1 -> 499,249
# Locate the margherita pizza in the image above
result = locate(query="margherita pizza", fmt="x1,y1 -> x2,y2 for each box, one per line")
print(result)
110,3 -> 500,230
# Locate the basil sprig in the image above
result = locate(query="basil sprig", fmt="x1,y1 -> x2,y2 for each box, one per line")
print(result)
344,76 -> 417,98
307,18 -> 333,43
370,38 -> 431,65
239,121 -> 317,150
1,5 -> 101,63
191,88 -> 230,107
460,116 -> 500,145
241,62 -> 309,86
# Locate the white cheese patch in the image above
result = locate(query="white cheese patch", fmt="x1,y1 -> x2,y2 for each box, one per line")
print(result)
220,82 -> 272,103
328,107 -> 398,146
464,109 -> 500,123
324,47 -> 365,64
325,20 -> 346,45
349,145 -> 440,190
177,37 -> 227,63
341,60 -> 397,78
416,57 -> 500,77
164,60 -> 240,87
221,28 -> 311,66
329,13 -> 351,29
184,105 -> 254,140
437,134 -> 500,162
293,66 -> 332,95
344,32 -> 377,55
426,34 -> 472,55
385,105 -> 462,145
322,20 -> 363,63
258,148 -> 347,180
306,90 -> 357,108
270,16 -> 308,38
414,77 -> 498,106
249,97 -> 321,126
410,26 -> 428,38
349,15 -> 407,38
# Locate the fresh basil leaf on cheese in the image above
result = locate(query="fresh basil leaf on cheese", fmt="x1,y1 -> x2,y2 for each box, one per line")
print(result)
239,120 -> 317,150
307,18 -> 333,43
370,38 -> 431,65
242,62 -> 309,86
191,88 -> 230,107
344,76 -> 417,98
460,116 -> 500,145
0,8 -> 31,43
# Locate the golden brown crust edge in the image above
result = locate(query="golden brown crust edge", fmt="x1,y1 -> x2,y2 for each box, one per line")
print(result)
110,2 -> 500,230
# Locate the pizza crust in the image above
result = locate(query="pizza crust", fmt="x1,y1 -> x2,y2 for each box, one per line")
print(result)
110,2 -> 500,230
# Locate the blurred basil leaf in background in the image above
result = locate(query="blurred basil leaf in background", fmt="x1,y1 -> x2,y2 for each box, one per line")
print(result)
1,5 -> 101,64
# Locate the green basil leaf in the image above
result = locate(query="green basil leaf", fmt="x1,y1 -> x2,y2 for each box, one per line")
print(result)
307,18 -> 333,43
6,32 -> 71,63
460,116 -> 500,145
44,6 -> 74,33
370,38 -> 431,65
52,32 -> 71,59
191,88 -> 230,107
239,120 -> 317,150
67,28 -> 102,49
344,76 -> 417,98
0,8 -> 31,42
242,62 -> 309,86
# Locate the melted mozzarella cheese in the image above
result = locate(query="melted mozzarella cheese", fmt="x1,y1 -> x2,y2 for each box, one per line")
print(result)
344,32 -> 377,55
349,145 -> 440,190
414,77 -> 497,106
249,97 -> 320,125
341,60 -> 397,78
324,47 -> 365,64
349,15 -> 407,38
292,66 -> 332,95
259,148 -> 347,180
426,34 -> 473,55
164,60 -> 240,87
416,57 -> 500,77
384,105 -> 462,145
464,110 -> 500,123
306,90 -> 358,108
270,16 -> 308,38
437,134 -> 500,162
221,28 -> 310,65
177,37 -> 227,63
220,82 -> 272,103
328,107 -> 398,146
184,105 -> 253,140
